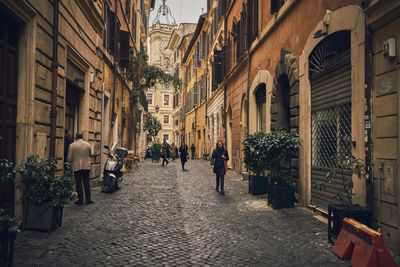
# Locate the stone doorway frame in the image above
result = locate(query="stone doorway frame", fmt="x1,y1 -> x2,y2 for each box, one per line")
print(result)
270,48 -> 299,133
248,70 -> 273,134
1,0 -> 37,219
298,5 -> 365,207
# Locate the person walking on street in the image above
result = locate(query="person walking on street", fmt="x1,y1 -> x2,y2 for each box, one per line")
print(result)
179,141 -> 189,170
170,143 -> 177,161
190,144 -> 196,159
161,139 -> 169,166
67,133 -> 94,205
211,140 -> 229,194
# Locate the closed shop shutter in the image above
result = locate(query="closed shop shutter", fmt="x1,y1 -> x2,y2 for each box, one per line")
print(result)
310,31 -> 352,210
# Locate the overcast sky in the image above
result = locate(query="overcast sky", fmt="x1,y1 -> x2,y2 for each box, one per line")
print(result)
149,0 -> 207,26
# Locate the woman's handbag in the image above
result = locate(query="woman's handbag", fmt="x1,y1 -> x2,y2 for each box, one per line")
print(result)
224,159 -> 228,172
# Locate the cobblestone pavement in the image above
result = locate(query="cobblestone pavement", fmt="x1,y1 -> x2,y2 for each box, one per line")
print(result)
13,159 -> 399,266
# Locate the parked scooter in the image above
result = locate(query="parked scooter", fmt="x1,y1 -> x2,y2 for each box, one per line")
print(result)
102,145 -> 128,192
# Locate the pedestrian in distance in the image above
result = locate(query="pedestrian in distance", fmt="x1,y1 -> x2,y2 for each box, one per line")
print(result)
170,143 -> 177,161
161,139 -> 169,166
211,140 -> 229,194
175,146 -> 179,160
67,132 -> 94,205
190,143 -> 196,159
179,141 -> 189,170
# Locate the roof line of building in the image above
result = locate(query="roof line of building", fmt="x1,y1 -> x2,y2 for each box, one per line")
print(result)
182,14 -> 207,64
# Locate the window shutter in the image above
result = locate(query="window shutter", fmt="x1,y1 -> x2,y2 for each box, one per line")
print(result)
126,0 -> 131,21
107,10 -> 115,53
193,82 -> 199,105
119,30 -> 130,69
132,6 -> 136,41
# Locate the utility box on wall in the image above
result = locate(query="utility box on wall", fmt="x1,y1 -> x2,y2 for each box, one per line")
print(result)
383,38 -> 396,58
383,162 -> 395,195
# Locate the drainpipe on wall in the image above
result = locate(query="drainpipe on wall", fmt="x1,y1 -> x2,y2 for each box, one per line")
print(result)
100,82 -> 105,176
223,7 -> 228,146
50,0 -> 59,159
365,26 -> 374,212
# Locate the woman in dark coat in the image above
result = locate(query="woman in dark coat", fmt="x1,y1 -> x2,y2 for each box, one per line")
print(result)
179,141 -> 189,170
210,140 -> 229,194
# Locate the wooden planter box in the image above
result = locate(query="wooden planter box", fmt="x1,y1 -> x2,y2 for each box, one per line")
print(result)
0,230 -> 16,267
248,175 -> 268,194
328,204 -> 372,242
23,202 -> 63,233
269,185 -> 295,209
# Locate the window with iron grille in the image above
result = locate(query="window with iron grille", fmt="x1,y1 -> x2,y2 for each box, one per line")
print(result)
310,31 -> 352,169
312,105 -> 351,167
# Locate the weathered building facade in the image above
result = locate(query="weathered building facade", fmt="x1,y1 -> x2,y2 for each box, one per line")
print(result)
167,23 -> 197,146
147,22 -> 177,145
365,0 -> 400,250
176,0 -> 400,251
0,0 -> 153,218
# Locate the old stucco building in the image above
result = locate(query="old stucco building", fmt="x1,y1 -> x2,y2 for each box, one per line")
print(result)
0,0 -> 153,218
167,23 -> 197,146
174,0 -> 399,250
147,22 -> 177,145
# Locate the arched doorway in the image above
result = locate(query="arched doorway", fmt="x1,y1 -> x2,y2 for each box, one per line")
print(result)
271,47 -> 299,133
226,106 -> 233,168
309,30 -> 352,209
270,47 -> 300,195
254,83 -> 266,132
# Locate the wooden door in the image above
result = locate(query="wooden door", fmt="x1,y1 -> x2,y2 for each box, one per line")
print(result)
0,9 -> 19,212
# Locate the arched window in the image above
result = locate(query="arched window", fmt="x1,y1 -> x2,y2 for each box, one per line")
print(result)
255,83 -> 266,132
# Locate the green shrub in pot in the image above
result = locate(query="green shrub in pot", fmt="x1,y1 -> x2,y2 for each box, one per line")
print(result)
264,131 -> 301,208
0,159 -> 20,266
243,132 -> 270,194
17,155 -> 75,208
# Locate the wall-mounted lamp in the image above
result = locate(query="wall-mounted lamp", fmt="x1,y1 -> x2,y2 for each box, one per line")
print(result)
155,105 -> 160,113
90,72 -> 95,83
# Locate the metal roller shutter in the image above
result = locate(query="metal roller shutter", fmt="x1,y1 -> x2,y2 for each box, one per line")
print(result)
310,39 -> 352,210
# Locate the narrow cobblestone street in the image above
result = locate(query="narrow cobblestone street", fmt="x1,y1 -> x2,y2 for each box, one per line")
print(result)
14,160 -> 363,266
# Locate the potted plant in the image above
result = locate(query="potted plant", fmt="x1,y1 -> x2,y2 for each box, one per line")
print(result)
0,159 -> 20,266
0,209 -> 20,267
243,132 -> 270,194
315,141 -> 371,242
151,141 -> 162,162
18,155 -> 75,232
265,132 -> 301,209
